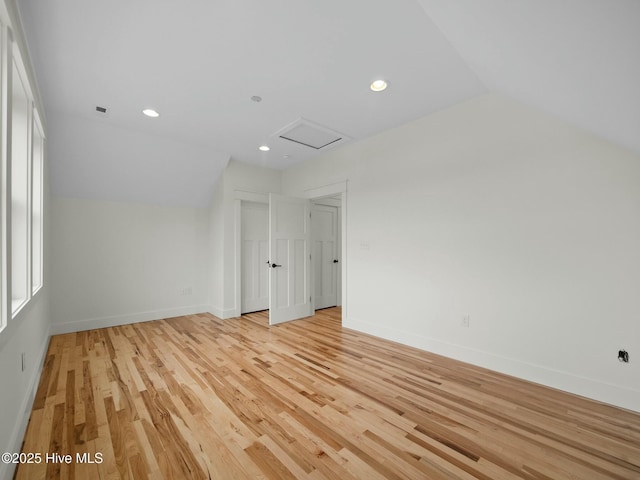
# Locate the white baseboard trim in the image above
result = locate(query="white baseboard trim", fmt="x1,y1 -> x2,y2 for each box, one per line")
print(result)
344,316 -> 640,413
221,308 -> 240,320
52,305 -> 209,335
208,306 -> 242,320
1,325 -> 51,480
222,308 -> 240,320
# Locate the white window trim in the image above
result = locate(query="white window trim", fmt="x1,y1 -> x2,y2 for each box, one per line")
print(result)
0,3 -> 46,330
0,18 -> 9,333
31,107 -> 43,296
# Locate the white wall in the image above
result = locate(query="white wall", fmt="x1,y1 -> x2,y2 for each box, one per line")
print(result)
51,197 -> 210,333
282,93 -> 640,412
0,294 -> 50,480
0,164 -> 51,480
208,176 -> 225,317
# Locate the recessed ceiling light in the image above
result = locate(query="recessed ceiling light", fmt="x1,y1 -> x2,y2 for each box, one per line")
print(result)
259,145 -> 270,152
142,108 -> 160,118
370,79 -> 388,92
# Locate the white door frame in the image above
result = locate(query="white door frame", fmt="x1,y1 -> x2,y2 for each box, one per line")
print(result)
302,181 -> 347,320
232,181 -> 347,320
240,201 -> 269,314
311,201 -> 340,310
233,191 -> 268,318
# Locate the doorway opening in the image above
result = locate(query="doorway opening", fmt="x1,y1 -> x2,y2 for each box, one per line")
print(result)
240,201 -> 268,315
234,181 -> 347,325
311,197 -> 342,311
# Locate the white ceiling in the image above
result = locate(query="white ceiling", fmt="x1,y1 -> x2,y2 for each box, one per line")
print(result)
417,0 -> 640,156
17,0 -> 640,207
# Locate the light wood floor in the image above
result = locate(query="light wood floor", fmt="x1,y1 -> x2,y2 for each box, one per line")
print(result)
17,308 -> 640,479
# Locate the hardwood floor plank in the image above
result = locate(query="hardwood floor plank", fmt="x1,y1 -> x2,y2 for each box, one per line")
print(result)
32,352 -> 54,411
245,439 -> 297,480
15,307 -> 640,479
46,403 -> 65,480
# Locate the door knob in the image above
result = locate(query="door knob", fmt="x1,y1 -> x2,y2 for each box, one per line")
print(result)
333,259 -> 339,263
271,263 -> 282,268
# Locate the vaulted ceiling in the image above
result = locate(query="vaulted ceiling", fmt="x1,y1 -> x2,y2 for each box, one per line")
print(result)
18,0 -> 640,207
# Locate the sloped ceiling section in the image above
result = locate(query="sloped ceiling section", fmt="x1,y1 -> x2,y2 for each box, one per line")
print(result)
17,0 -> 485,207
17,1 -> 639,207
48,112 -> 229,207
418,0 -> 640,154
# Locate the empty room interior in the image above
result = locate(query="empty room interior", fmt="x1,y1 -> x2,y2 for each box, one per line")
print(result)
1,0 -> 639,479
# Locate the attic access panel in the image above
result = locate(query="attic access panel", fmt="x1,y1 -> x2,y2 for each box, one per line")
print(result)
273,118 -> 350,150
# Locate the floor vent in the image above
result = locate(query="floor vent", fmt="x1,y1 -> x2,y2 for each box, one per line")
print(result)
273,118 -> 349,150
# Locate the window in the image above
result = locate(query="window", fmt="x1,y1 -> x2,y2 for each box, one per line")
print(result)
11,56 -> 30,315
0,18 -> 4,333
32,110 -> 43,294
0,10 -> 46,331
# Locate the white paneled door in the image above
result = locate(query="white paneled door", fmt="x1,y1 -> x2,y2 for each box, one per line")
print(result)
268,194 -> 312,325
241,202 -> 269,314
313,204 -> 339,309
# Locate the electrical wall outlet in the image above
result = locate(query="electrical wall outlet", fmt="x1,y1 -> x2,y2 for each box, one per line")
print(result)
461,315 -> 470,328
181,287 -> 193,296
